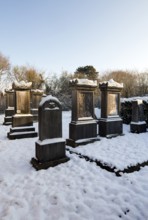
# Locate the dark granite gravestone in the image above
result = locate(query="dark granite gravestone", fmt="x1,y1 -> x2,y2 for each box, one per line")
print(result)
130,99 -> 146,133
31,95 -> 69,170
31,89 -> 44,121
99,79 -> 123,137
3,89 -> 15,125
7,81 -> 38,139
66,78 -> 99,147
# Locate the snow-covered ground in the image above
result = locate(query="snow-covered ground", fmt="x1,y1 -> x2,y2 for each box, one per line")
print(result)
0,111 -> 148,220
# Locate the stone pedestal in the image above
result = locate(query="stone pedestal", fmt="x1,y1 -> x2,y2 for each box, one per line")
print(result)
3,89 -> 15,125
99,79 -> 123,137
31,95 -> 69,170
8,81 -> 38,139
99,118 -> 123,137
66,78 -> 99,147
31,89 -> 44,121
130,99 -> 146,133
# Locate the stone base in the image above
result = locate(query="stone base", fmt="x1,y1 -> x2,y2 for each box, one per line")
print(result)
130,122 -> 147,133
99,118 -> 123,137
7,126 -> 38,139
31,109 -> 38,121
3,116 -> 12,125
69,120 -> 97,140
31,138 -> 69,170
31,156 -> 70,171
66,137 -> 100,147
12,114 -> 33,127
5,108 -> 15,117
3,108 -> 15,125
35,138 -> 66,162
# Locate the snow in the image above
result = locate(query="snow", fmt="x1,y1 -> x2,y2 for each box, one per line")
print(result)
39,95 -> 61,107
69,78 -> 97,87
13,80 -> 32,89
99,79 -> 123,88
0,111 -> 148,220
131,121 -> 146,125
121,96 -> 148,103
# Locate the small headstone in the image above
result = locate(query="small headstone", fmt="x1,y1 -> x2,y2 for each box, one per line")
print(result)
31,89 -> 44,121
3,89 -> 15,125
31,95 -> 69,170
66,78 -> 99,147
130,99 -> 146,133
7,81 -> 38,139
99,79 -> 123,137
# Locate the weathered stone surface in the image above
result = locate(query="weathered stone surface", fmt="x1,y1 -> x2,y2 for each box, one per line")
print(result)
99,79 -> 123,137
130,99 -> 146,133
31,95 -> 69,170
66,78 -> 99,147
8,81 -> 37,139
31,89 -> 44,121
3,89 -> 15,125
12,114 -> 33,127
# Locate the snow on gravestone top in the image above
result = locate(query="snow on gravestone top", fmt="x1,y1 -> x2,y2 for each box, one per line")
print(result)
99,79 -> 123,88
31,89 -> 44,95
13,81 -> 32,90
69,78 -> 97,87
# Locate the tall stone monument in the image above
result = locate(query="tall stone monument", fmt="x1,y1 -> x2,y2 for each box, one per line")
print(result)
99,79 -> 123,137
66,78 -> 99,147
31,89 -> 44,121
130,99 -> 146,133
3,89 -> 15,125
7,81 -> 38,139
31,95 -> 69,170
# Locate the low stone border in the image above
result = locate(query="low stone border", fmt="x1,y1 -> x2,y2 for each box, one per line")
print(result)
66,148 -> 148,176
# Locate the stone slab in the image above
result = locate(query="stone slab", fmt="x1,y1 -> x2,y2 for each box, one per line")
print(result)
30,156 -> 70,171
69,121 -> 97,141
66,137 -> 100,147
12,114 -> 33,127
10,126 -> 35,133
99,118 -> 123,137
36,139 -> 66,162
130,123 -> 147,133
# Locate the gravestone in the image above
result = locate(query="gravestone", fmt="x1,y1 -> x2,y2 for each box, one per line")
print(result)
99,79 -> 123,137
66,78 -> 99,147
7,81 -> 38,139
130,99 -> 146,133
31,95 -> 69,170
31,89 -> 44,121
3,89 -> 15,125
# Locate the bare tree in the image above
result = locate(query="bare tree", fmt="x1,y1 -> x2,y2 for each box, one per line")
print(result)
100,70 -> 138,97
0,52 -> 10,76
10,65 -> 45,89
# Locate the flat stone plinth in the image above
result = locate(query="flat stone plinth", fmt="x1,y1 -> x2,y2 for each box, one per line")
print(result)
3,116 -> 12,125
12,114 -> 33,127
69,120 -> 97,139
99,118 -> 123,137
7,126 -> 38,139
36,138 -> 66,162
31,138 -> 70,170
67,120 -> 98,147
3,108 -> 15,125
66,137 -> 100,147
31,156 -> 70,170
130,122 -> 147,133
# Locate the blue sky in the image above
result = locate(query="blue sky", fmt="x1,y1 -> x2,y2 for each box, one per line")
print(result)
0,0 -> 148,75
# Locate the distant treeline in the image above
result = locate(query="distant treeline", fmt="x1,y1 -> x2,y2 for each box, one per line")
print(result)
1,51 -> 148,110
